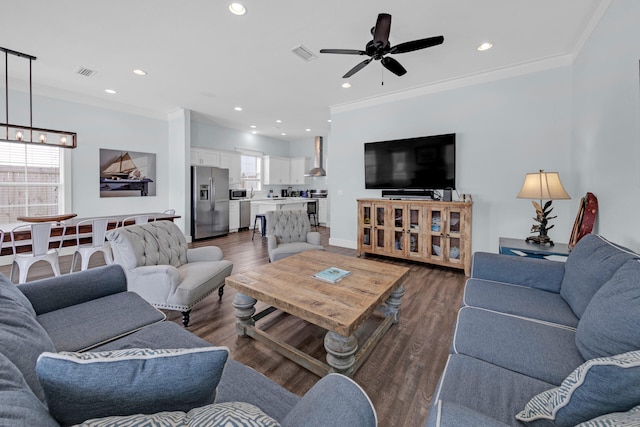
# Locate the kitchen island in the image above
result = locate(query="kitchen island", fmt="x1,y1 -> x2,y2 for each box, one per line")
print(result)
250,198 -> 313,234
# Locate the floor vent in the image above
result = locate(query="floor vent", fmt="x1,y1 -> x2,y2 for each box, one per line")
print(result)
75,67 -> 97,77
290,45 -> 317,62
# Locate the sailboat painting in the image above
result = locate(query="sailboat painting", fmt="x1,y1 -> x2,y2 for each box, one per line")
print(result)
99,149 -> 156,197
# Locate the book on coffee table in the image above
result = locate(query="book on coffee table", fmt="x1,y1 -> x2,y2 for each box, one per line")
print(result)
313,267 -> 352,283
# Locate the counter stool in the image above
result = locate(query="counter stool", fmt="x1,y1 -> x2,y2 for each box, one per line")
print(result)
252,214 -> 266,241
307,200 -> 319,230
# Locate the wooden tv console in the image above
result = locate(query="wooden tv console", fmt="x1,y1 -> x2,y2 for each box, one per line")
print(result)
357,199 -> 473,276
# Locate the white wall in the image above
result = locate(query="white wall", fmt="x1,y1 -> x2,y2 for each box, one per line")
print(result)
2,91 -> 171,220
328,66 -> 574,253
571,0 -> 640,250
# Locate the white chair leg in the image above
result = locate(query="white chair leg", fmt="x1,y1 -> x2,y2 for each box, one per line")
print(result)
102,248 -> 114,265
70,251 -> 79,273
49,259 -> 61,277
81,252 -> 91,271
19,264 -> 29,284
10,261 -> 17,283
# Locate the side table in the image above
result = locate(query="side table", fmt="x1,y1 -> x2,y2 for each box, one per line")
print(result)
499,237 -> 570,259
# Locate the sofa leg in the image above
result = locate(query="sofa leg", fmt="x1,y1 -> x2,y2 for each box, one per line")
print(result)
181,310 -> 191,327
218,285 -> 225,300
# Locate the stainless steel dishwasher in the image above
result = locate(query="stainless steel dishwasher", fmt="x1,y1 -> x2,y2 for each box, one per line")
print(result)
239,200 -> 251,230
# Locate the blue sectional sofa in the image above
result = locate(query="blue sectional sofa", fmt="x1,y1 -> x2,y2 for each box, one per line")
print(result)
0,264 -> 377,427
426,234 -> 640,426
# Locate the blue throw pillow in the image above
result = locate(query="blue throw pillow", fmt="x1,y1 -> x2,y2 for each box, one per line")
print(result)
0,273 -> 36,316
0,352 -> 58,427
36,347 -> 229,426
516,350 -> 640,427
576,259 -> 640,359
560,234 -> 638,318
74,402 -> 281,427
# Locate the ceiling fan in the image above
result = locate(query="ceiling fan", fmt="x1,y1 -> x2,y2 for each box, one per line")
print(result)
320,13 -> 444,79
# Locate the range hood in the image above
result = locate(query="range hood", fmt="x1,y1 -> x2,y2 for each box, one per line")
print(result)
305,136 -> 326,177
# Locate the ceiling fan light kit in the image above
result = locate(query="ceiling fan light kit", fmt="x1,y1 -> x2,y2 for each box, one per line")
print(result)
320,13 -> 444,79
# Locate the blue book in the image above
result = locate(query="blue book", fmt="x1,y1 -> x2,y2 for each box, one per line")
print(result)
313,267 -> 352,283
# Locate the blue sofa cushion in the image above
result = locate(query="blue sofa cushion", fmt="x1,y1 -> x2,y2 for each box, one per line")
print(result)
575,404 -> 640,426
431,354 -> 554,426
0,277 -> 56,403
0,352 -> 58,427
463,279 -> 578,328
452,307 -> 584,385
37,291 -> 166,352
74,402 -> 281,427
576,259 -> 640,360
1,273 -> 36,316
426,400 -> 512,427
36,347 -> 229,426
560,234 -> 638,318
516,350 -> 640,427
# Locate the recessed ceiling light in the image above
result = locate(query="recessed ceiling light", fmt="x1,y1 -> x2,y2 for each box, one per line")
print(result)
250,125 -> 256,128
228,2 -> 247,15
275,119 -> 282,123
305,129 -> 311,132
252,131 -> 257,134
342,82 -> 351,88
105,89 -> 116,94
477,42 -> 493,51
234,106 -> 243,111
281,133 -> 286,136
327,119 -> 332,123
133,69 -> 147,76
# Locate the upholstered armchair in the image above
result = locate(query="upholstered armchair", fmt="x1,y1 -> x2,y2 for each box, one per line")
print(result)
265,210 -> 325,262
106,221 -> 233,326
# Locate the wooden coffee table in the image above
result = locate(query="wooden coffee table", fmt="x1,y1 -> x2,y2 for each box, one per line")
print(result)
225,251 -> 409,377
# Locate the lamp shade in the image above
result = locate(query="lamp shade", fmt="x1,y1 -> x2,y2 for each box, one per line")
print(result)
517,170 -> 571,200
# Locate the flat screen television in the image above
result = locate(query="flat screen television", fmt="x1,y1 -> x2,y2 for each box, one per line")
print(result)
364,133 -> 456,190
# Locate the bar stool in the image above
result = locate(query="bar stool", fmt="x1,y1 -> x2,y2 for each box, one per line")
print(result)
307,200 -> 319,230
118,215 -> 149,227
252,214 -> 266,241
70,218 -> 114,273
10,222 -> 65,284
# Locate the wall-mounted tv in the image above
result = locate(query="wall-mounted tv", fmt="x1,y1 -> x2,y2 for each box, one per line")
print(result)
364,133 -> 456,190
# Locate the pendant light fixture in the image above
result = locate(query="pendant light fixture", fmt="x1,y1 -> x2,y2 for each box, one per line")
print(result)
1,46 -> 77,148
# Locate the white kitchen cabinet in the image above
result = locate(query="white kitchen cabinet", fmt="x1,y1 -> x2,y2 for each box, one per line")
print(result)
191,148 -> 220,167
220,151 -> 241,185
289,157 -> 307,185
263,156 -> 291,185
229,200 -> 240,232
318,198 -> 328,225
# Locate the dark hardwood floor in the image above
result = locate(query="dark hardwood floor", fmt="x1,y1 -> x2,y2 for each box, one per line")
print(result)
0,227 -> 466,427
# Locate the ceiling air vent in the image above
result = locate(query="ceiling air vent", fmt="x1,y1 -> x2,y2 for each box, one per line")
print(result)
75,66 -> 97,77
290,45 -> 317,62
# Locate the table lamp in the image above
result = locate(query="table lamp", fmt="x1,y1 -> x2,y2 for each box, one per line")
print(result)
516,170 -> 570,246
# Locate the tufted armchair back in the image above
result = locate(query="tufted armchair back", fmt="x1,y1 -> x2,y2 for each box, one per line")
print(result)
265,210 -> 312,244
107,221 -> 189,271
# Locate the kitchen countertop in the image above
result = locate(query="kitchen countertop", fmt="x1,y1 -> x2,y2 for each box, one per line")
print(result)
251,198 -> 311,205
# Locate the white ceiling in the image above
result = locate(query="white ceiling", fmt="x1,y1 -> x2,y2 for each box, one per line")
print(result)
0,1 -> 608,143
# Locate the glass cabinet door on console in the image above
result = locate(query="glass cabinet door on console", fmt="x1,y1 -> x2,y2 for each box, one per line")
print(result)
428,207 -> 444,261
407,205 -> 425,258
391,204 -> 406,257
445,208 -> 463,267
358,202 -> 373,255
373,203 -> 391,255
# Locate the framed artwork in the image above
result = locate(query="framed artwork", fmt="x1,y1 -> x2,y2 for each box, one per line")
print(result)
99,149 -> 156,197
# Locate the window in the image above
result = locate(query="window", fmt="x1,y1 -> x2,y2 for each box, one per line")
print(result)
240,154 -> 262,192
0,142 -> 67,223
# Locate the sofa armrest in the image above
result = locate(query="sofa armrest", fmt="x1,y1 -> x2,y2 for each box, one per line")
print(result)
187,246 -> 223,263
471,252 -> 565,293
126,265 -> 182,303
282,373 -> 377,427
18,264 -> 128,315
306,232 -> 321,246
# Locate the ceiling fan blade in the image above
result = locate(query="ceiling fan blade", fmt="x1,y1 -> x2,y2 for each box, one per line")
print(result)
381,56 -> 407,76
390,35 -> 444,54
372,13 -> 391,48
320,49 -> 367,55
343,58 -> 373,78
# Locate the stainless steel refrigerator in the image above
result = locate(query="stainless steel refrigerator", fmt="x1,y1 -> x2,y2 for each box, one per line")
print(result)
191,166 -> 229,240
